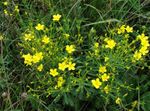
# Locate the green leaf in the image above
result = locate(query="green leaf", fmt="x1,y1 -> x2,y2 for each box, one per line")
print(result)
141,92 -> 150,111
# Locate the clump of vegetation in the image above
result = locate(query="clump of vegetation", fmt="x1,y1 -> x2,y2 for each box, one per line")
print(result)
0,0 -> 150,111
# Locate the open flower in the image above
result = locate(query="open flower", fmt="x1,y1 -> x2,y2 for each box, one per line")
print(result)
99,66 -> 107,73
24,33 -> 34,41
125,25 -> 133,33
22,53 -> 33,65
32,52 -> 43,63
42,35 -> 50,44
133,51 -> 142,61
104,38 -> 116,49
91,78 -> 102,89
67,62 -> 76,71
53,14 -> 61,21
66,45 -> 75,54
58,61 -> 68,71
35,23 -> 44,30
50,69 -> 59,77
101,73 -> 110,82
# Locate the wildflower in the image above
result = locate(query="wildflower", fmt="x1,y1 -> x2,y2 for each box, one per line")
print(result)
37,64 -> 43,72
35,23 -> 44,31
22,53 -> 33,65
104,85 -> 110,94
126,25 -> 133,33
117,25 -> 126,34
99,66 -> 107,73
141,39 -> 149,47
58,61 -> 68,71
139,46 -> 149,56
91,78 -> 102,89
4,9 -> 8,15
53,14 -> 61,21
104,38 -> 116,49
101,73 -> 110,82
136,33 -> 149,56
133,51 -> 142,61
50,68 -> 59,77
138,34 -> 149,46
67,62 -> 76,71
42,35 -> 49,44
3,1 -> 8,6
115,97 -> 121,105
94,42 -> 99,48
137,33 -> 148,41
66,45 -> 75,54
24,33 -> 34,41
14,5 -> 19,13
57,77 -> 65,88
32,52 -> 43,63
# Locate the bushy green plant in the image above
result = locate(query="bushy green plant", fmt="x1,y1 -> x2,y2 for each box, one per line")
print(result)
18,13 -> 149,110
1,0 -> 150,111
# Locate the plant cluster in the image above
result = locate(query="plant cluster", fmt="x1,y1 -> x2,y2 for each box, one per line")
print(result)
19,14 -> 149,110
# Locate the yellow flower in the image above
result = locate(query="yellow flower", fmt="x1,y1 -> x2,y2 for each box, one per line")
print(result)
53,14 -> 61,21
115,97 -> 121,105
3,1 -> 8,6
104,38 -> 116,49
32,52 -> 43,63
99,66 -> 107,73
117,25 -> 126,34
94,42 -> 99,48
137,33 -> 148,41
58,61 -> 68,71
14,5 -> 19,13
133,51 -> 142,61
137,34 -> 149,46
24,33 -> 34,41
35,23 -> 44,30
139,46 -> 149,56
91,78 -> 102,89
42,35 -> 49,44
67,62 -> 76,71
101,73 -> 110,82
37,64 -> 43,72
66,45 -> 75,54
22,53 -> 33,65
57,77 -> 65,88
50,68 -> 59,77
141,39 -> 149,47
104,85 -> 110,94
126,25 -> 133,33
4,9 -> 8,15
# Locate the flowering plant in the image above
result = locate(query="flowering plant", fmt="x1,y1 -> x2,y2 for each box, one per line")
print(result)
19,14 -> 149,110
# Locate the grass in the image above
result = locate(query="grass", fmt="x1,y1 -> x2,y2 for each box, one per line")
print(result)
0,0 -> 150,111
